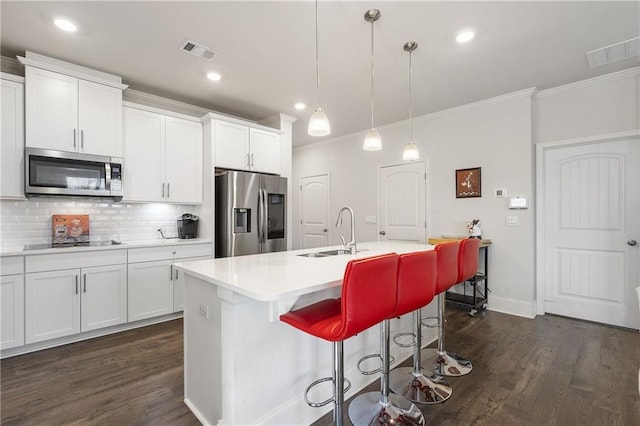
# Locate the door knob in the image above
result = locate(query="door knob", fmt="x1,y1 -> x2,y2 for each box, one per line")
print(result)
628,240 -> 638,246
379,230 -> 386,235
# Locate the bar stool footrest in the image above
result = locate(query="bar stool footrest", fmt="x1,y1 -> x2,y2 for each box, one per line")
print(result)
421,315 -> 440,328
304,376 -> 352,407
392,331 -> 416,348
356,353 -> 396,375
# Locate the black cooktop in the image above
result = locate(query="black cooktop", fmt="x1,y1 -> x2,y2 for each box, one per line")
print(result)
23,241 -> 125,251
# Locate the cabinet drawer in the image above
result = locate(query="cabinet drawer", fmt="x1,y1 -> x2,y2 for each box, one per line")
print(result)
1,256 -> 24,275
128,243 -> 212,263
26,249 -> 127,273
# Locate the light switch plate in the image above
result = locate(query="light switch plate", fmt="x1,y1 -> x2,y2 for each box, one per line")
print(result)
506,215 -> 519,226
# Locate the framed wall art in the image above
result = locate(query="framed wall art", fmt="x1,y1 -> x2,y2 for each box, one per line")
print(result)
455,167 -> 482,198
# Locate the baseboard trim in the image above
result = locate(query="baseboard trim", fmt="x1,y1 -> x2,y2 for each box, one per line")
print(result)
184,398 -> 211,426
487,296 -> 536,319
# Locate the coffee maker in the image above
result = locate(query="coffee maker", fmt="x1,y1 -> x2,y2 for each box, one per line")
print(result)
177,214 -> 199,239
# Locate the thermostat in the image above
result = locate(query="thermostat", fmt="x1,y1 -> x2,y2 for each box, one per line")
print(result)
509,197 -> 528,209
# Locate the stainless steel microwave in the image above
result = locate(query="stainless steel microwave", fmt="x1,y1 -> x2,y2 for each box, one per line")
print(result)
25,148 -> 123,200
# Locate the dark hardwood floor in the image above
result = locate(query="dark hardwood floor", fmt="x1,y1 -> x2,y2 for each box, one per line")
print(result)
2,309 -> 638,425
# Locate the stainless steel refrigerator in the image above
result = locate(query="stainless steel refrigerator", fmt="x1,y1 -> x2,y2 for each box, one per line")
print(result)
215,170 -> 287,257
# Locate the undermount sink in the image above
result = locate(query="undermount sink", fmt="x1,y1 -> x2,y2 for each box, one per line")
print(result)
297,248 -> 365,258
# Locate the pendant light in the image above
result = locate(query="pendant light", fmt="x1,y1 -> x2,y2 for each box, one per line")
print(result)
362,9 -> 382,151
402,41 -> 420,161
308,0 -> 330,136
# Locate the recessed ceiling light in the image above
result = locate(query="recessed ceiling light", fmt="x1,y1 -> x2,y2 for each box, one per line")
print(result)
294,102 -> 306,110
456,30 -> 475,44
206,72 -> 222,81
54,18 -> 77,33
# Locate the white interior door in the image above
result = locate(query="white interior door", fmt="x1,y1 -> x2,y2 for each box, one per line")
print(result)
378,162 -> 427,242
300,174 -> 330,249
542,136 -> 640,329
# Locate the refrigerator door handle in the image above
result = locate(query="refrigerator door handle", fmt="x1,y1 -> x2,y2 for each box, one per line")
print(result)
258,188 -> 266,245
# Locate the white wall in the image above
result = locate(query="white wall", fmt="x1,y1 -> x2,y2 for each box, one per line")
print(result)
534,68 -> 640,144
293,89 -> 536,318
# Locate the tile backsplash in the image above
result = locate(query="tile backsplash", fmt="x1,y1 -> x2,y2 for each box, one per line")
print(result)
0,199 -> 202,249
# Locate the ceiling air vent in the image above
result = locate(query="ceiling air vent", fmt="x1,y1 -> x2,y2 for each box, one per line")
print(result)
586,37 -> 640,68
179,39 -> 217,61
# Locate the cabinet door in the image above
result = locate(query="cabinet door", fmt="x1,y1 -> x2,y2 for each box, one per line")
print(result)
165,116 -> 203,203
25,67 -> 78,152
127,260 -> 173,322
1,79 -> 25,199
25,269 -> 80,344
78,80 -> 122,157
249,128 -> 280,174
214,121 -> 249,170
173,256 -> 211,312
123,107 -> 165,202
81,264 -> 127,332
1,274 -> 25,350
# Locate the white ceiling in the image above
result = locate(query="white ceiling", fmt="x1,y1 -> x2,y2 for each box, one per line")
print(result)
1,1 -> 639,146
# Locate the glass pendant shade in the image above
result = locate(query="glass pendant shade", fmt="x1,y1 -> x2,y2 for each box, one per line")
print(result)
402,141 -> 420,161
308,107 -> 331,136
363,128 -> 382,151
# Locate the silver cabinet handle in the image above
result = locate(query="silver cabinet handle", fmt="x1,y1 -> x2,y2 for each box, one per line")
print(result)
175,269 -> 179,280
250,154 -> 254,167
162,182 -> 165,198
73,128 -> 77,149
80,129 -> 84,150
167,183 -> 170,199
83,274 -> 87,293
75,275 -> 78,294
379,230 -> 386,235
169,265 -> 173,280
246,153 -> 251,168
628,240 -> 638,246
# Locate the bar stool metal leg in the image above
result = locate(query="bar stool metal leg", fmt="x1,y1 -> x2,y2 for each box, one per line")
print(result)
348,320 -> 425,425
389,309 -> 452,404
422,293 -> 472,377
334,341 -> 344,426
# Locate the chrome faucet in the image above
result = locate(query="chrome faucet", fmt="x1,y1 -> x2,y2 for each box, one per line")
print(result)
336,206 -> 357,255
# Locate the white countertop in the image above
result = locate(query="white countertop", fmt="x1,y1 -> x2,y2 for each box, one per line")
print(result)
174,241 -> 433,302
0,238 -> 212,257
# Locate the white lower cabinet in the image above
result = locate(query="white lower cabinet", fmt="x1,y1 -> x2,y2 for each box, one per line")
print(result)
25,264 -> 127,344
173,256 -> 211,312
24,250 -> 127,345
127,260 -> 174,321
1,274 -> 25,350
128,243 -> 213,320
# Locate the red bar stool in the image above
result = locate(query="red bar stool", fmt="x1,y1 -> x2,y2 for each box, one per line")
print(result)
388,251 -> 453,404
280,253 -> 399,426
348,251 -> 429,424
422,241 -> 473,377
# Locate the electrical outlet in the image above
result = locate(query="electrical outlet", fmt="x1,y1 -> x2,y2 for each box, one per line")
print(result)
199,302 -> 209,319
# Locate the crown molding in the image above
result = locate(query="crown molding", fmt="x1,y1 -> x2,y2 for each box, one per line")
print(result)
18,51 -> 128,89
123,89 -> 210,118
535,67 -> 640,99
0,72 -> 24,83
1,56 -> 21,76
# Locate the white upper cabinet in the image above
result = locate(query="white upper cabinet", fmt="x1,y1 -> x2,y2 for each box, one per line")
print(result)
214,119 -> 280,175
214,121 -> 250,170
123,105 -> 203,204
25,67 -> 123,157
123,107 -> 165,202
165,116 -> 203,203
249,128 -> 280,174
1,75 -> 25,199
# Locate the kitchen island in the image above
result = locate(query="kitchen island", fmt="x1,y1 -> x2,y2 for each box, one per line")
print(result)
174,241 -> 436,425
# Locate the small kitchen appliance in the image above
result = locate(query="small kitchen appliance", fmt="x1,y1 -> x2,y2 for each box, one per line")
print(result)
177,214 -> 199,239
